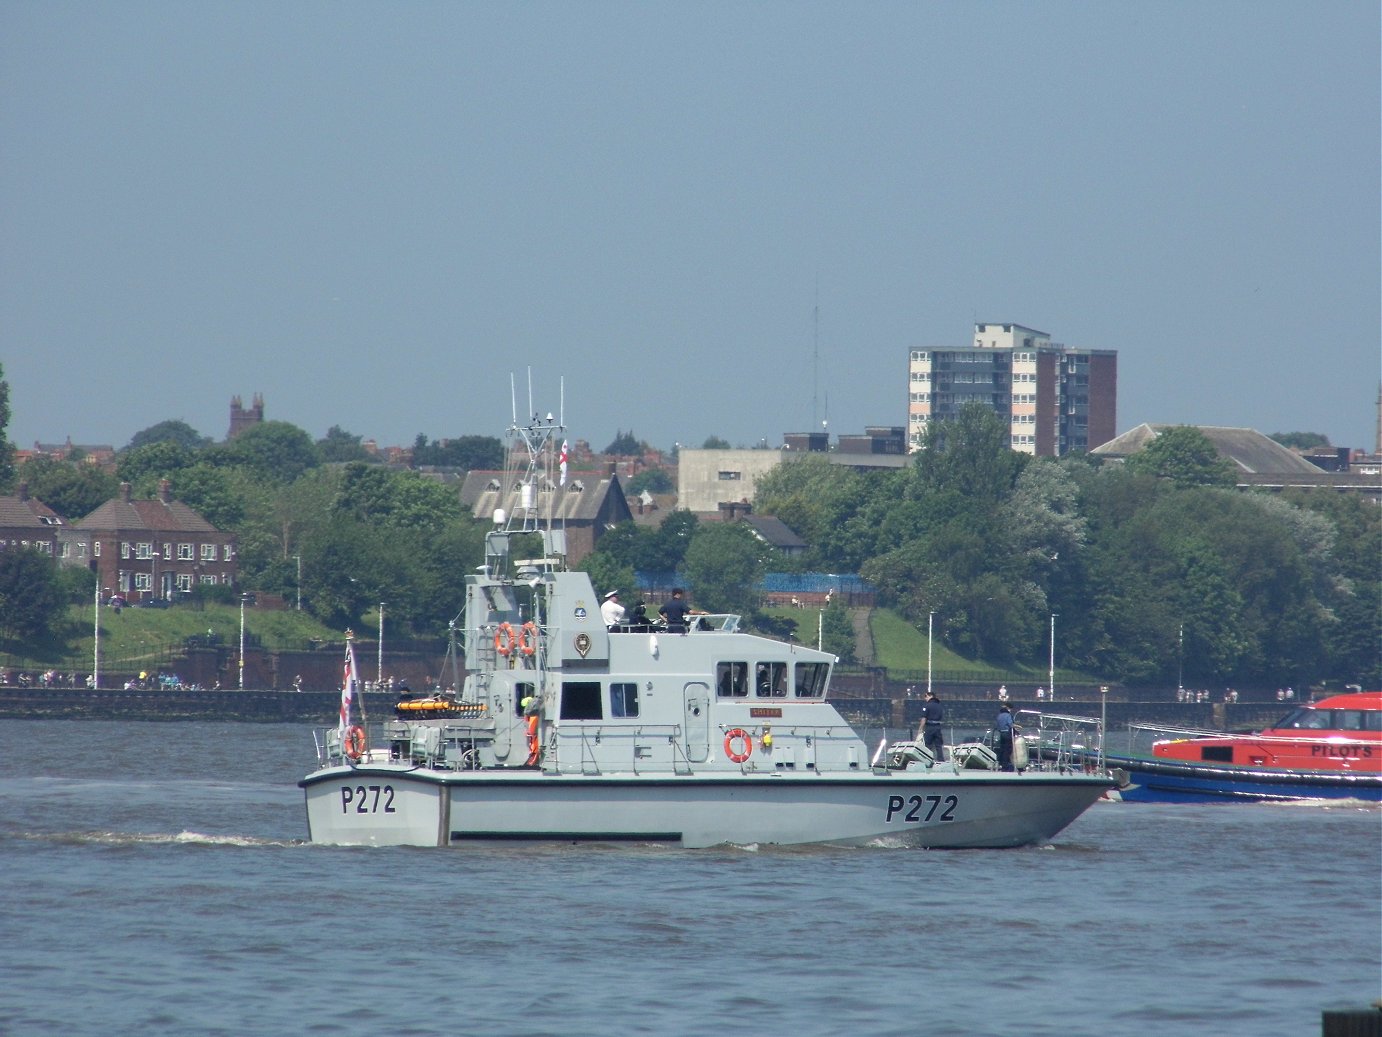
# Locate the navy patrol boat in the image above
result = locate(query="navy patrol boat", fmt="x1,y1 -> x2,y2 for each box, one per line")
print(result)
301,397 -> 1112,849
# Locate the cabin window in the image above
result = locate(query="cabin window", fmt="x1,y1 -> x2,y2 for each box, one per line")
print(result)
513,681 -> 535,718
610,682 -> 639,718
560,681 -> 603,720
1332,710 -> 1377,732
755,662 -> 787,697
716,662 -> 748,698
794,662 -> 828,698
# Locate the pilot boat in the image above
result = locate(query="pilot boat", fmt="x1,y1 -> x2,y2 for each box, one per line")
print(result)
300,399 -> 1112,848
1106,692 -> 1382,802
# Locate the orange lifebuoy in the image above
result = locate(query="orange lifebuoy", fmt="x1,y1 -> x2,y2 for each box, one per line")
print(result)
343,724 -> 367,761
518,621 -> 539,656
494,623 -> 516,656
724,728 -> 753,763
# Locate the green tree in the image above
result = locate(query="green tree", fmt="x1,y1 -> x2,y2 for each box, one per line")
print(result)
701,436 -> 731,450
604,430 -> 643,456
116,441 -> 195,489
0,548 -> 64,642
682,522 -> 766,614
170,464 -> 249,530
1269,431 -> 1330,450
412,434 -> 503,470
211,421 -> 321,483
126,419 -> 211,452
16,456 -> 119,520
754,455 -> 880,570
913,402 -> 1028,502
332,464 -> 459,532
317,425 -> 370,463
1124,426 -> 1236,488
625,468 -> 673,495
0,362 -> 14,492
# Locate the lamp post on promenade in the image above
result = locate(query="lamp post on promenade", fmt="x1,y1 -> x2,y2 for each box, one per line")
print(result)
294,554 -> 302,611
93,582 -> 101,690
1048,613 -> 1057,701
378,602 -> 386,687
927,611 -> 935,698
239,593 -> 249,690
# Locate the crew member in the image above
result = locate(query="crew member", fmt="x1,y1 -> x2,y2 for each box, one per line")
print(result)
995,703 -> 1016,771
920,690 -> 945,762
658,587 -> 692,633
600,590 -> 625,628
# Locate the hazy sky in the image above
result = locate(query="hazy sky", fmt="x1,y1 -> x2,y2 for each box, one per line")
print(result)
3,2 -> 1378,455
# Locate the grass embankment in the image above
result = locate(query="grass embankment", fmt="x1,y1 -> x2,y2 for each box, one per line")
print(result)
2,603 -> 344,670
758,605 -> 1056,682
869,607 -> 1102,685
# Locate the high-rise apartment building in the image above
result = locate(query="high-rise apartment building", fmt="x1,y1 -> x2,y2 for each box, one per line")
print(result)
907,323 -> 1117,456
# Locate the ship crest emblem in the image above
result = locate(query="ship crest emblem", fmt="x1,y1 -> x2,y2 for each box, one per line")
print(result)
574,632 -> 591,658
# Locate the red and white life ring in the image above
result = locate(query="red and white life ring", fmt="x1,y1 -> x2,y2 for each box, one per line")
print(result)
724,728 -> 753,764
343,724 -> 367,761
518,621 -> 539,656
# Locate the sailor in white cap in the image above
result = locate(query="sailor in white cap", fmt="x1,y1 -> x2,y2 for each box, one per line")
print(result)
600,589 -> 626,628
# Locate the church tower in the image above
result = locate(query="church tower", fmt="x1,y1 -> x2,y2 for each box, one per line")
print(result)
228,393 -> 264,440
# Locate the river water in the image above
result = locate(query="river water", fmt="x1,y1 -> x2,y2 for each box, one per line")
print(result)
0,719 -> 1377,1037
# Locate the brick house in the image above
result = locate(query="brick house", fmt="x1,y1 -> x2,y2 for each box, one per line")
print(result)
69,480 -> 237,601
0,484 -> 64,557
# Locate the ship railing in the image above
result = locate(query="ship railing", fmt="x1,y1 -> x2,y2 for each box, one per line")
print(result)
315,719 -> 483,769
1014,709 -> 1107,774
548,721 -> 864,775
551,723 -> 695,776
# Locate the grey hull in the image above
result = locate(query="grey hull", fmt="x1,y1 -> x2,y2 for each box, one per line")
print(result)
303,765 -> 1113,849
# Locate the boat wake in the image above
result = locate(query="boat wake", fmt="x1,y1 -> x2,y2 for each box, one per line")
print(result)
7,829 -> 305,849
1263,797 -> 1380,812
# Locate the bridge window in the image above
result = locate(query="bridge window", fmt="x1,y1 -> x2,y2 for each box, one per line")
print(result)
716,661 -> 748,698
794,663 -> 828,698
610,682 -> 639,718
755,662 -> 787,697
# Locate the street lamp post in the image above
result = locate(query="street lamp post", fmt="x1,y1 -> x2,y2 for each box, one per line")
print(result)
93,581 -> 101,690
378,602 -> 386,687
1048,613 -> 1057,701
1177,622 -> 1184,696
927,611 -> 935,698
239,593 -> 248,690
1099,685 -> 1109,772
294,554 -> 302,611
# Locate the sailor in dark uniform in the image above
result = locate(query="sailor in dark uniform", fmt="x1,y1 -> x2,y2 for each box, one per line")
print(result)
921,691 -> 945,762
